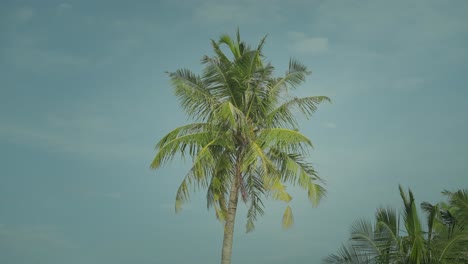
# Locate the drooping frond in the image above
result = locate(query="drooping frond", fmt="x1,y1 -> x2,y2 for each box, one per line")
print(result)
267,96 -> 330,128
151,130 -> 212,169
155,123 -> 207,149
282,205 -> 294,229
244,168 -> 265,233
267,148 -> 325,207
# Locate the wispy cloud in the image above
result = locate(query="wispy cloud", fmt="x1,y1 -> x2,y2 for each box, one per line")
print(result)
57,3 -> 72,15
0,224 -> 75,250
193,0 -> 282,24
0,113 -> 148,161
2,9 -> 162,73
325,122 -> 337,128
288,32 -> 328,55
3,47 -> 92,71
14,7 -> 34,23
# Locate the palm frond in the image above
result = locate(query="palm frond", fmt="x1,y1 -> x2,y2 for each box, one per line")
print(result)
244,169 -> 265,232
282,205 -> 294,229
169,69 -> 218,120
323,244 -> 372,264
350,219 -> 382,256
267,96 -> 330,128
257,128 -> 313,154
151,131 -> 212,169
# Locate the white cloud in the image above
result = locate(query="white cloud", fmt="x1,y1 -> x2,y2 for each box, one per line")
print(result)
57,3 -> 72,15
288,32 -> 328,54
325,122 -> 337,128
15,7 -> 34,23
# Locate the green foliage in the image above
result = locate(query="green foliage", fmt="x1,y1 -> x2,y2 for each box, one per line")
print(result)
151,30 -> 329,234
324,186 -> 468,264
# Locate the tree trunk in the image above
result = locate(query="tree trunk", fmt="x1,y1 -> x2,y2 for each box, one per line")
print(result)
220,166 -> 240,264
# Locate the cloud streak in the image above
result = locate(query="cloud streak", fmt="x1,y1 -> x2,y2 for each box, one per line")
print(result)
288,32 -> 329,55
0,113 -> 149,161
193,0 -> 283,24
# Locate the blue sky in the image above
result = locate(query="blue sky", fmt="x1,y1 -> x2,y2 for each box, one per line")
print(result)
1,0 -> 468,263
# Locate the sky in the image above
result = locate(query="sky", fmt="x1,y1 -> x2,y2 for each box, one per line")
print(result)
1,0 -> 468,263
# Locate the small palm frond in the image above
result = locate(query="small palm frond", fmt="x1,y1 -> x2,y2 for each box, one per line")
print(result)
285,59 -> 311,88
421,201 -> 439,242
350,219 -> 382,256
282,205 -> 294,230
375,207 -> 398,238
244,169 -> 265,232
323,244 -> 372,264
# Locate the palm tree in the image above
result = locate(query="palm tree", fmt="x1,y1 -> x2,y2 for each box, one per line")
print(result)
429,189 -> 468,263
324,186 -> 468,264
151,30 -> 329,264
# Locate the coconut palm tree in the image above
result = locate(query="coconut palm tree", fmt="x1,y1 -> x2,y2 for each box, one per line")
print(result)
151,30 -> 329,264
429,189 -> 468,263
324,186 -> 468,264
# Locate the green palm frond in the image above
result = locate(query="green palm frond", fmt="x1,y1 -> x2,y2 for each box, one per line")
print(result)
421,201 -> 439,243
151,131 -> 213,169
323,244 -> 372,264
258,128 -> 313,151
399,186 -> 426,263
447,189 -> 468,223
437,225 -> 468,263
267,149 -> 324,206
282,205 -> 294,229
169,69 -> 218,120
267,96 -> 330,128
350,219 -> 382,256
245,169 -> 265,232
155,123 -> 207,149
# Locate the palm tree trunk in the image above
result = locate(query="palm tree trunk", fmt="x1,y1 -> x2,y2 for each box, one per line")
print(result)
220,166 -> 240,264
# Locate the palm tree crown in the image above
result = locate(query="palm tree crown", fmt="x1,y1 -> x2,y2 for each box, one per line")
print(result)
151,30 -> 329,264
324,186 -> 468,264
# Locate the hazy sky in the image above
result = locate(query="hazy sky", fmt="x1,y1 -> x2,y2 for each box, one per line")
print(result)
1,0 -> 468,263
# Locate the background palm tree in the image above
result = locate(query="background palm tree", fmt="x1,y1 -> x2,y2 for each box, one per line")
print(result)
151,30 -> 329,264
324,186 -> 468,264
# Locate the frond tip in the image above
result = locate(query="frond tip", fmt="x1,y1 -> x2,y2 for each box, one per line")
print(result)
282,206 -> 294,229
